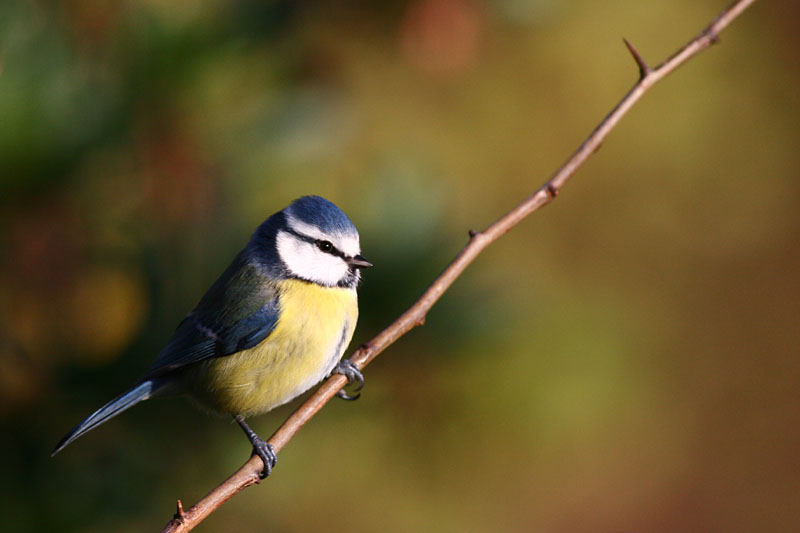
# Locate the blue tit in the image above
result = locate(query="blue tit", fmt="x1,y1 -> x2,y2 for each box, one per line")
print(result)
52,195 -> 372,477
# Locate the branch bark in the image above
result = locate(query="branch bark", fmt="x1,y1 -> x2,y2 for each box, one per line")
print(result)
162,1 -> 759,530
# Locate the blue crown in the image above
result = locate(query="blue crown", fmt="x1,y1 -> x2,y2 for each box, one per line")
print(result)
286,196 -> 357,236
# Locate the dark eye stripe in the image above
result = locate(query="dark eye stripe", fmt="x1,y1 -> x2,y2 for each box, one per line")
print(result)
285,228 -> 345,259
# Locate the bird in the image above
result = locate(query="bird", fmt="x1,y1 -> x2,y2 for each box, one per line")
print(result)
52,195 -> 372,478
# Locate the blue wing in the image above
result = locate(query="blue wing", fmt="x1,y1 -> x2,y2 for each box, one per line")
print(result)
143,253 -> 281,379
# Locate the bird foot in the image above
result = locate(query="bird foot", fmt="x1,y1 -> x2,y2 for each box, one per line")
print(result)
333,358 -> 365,401
234,415 -> 277,479
251,438 -> 277,480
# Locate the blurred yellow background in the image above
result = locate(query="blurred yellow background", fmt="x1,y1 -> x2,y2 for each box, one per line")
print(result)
1,1 -> 798,531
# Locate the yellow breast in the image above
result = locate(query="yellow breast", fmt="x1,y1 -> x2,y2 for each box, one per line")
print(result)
185,279 -> 358,416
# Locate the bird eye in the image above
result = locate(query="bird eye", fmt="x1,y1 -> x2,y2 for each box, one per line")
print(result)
316,240 -> 333,253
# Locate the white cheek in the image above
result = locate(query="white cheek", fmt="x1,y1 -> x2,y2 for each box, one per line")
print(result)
276,231 -> 348,286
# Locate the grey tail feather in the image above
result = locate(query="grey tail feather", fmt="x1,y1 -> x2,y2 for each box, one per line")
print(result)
51,380 -> 156,456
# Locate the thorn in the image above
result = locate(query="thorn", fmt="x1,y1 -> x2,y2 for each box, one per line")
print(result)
545,183 -> 558,199
416,316 -> 426,327
623,38 -> 651,79
468,229 -> 478,238
174,500 -> 185,522
707,27 -> 720,45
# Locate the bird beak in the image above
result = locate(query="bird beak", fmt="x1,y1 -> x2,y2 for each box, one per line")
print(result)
348,255 -> 373,269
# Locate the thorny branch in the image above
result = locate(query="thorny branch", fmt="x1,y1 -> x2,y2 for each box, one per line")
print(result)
162,1 -> 760,530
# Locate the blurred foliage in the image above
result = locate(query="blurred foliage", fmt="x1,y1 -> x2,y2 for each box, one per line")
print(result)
1,0 -> 799,531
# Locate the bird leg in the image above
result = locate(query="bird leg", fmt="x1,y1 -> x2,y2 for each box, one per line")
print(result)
234,414 -> 277,479
332,358 -> 365,401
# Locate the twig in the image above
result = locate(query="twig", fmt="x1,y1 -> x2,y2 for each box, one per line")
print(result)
162,1 -> 759,530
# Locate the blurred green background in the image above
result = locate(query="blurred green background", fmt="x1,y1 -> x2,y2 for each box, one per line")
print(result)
2,0 -> 798,531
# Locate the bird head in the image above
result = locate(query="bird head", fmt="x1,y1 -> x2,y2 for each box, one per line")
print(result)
261,196 -> 371,288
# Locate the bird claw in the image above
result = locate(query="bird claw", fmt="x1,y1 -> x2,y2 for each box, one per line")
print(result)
333,358 -> 364,401
251,439 -> 277,479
